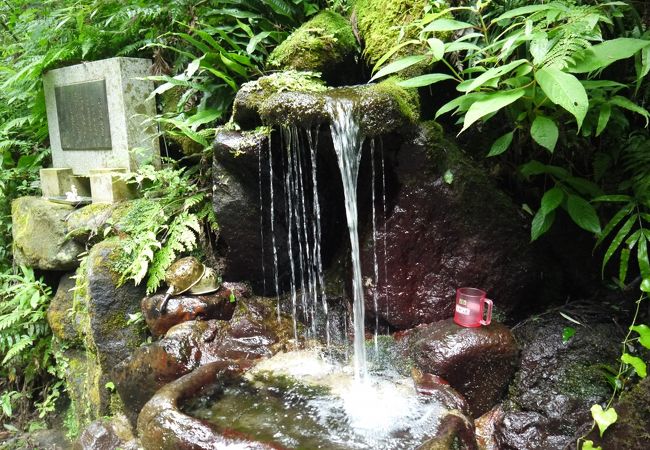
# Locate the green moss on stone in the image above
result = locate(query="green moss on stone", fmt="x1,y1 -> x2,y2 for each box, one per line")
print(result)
268,11 -> 358,74
368,78 -> 420,123
354,0 -> 450,67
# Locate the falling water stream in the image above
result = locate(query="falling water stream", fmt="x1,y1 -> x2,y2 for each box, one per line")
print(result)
327,98 -> 367,380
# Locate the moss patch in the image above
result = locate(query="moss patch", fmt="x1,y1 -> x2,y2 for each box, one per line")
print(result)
268,11 -> 358,75
354,0 -> 450,68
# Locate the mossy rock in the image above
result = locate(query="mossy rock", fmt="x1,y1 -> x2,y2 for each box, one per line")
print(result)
11,196 -> 85,270
267,10 -> 360,85
255,79 -> 419,135
47,273 -> 84,347
232,71 -> 327,129
353,0 -> 450,70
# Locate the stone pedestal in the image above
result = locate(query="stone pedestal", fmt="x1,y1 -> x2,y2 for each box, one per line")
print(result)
40,168 -> 90,198
89,168 -> 134,204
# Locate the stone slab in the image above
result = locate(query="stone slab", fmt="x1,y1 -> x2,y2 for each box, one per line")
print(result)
43,57 -> 160,175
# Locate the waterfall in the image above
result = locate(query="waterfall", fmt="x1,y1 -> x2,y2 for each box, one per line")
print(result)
327,98 -> 367,381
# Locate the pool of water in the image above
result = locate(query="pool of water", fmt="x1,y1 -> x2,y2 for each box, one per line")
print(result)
182,350 -> 445,449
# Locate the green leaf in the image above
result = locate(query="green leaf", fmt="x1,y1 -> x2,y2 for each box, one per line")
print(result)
567,195 -> 601,234
595,203 -> 634,248
582,440 -> 602,450
536,67 -> 589,130
445,41 -> 481,53
459,59 -> 528,93
487,131 -> 514,157
630,324 -> 650,348
562,327 -> 576,343
422,18 -> 474,33
570,38 -> 650,73
609,96 -> 650,127
541,187 -> 564,215
531,209 -> 555,241
596,103 -> 611,137
370,55 -> 429,82
602,216 -> 635,276
619,247 -> 630,284
397,73 -> 455,88
461,89 -> 525,133
443,170 -> 454,184
427,38 -> 445,61
436,92 -> 486,118
638,236 -> 650,280
494,4 -> 557,21
642,278 -> 650,293
229,292 -> 236,303
590,404 -> 617,437
531,115 -> 559,152
621,353 -> 647,378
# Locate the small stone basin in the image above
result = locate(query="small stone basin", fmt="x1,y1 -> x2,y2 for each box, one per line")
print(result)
138,350 -> 476,450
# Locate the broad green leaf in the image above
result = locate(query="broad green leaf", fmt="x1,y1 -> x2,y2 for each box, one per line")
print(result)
530,37 -> 551,65
630,324 -> 650,348
581,80 -> 627,90
590,404 -> 617,437
596,103 -> 612,137
536,67 -> 589,130
562,326 -> 576,343
487,131 -> 514,157
541,187 -> 564,215
422,18 -> 474,33
621,353 -> 647,378
582,440 -> 602,450
638,236 -> 650,280
427,38 -> 445,61
520,160 -> 569,178
564,177 -> 603,197
602,216 -> 635,276
494,4 -> 557,21
445,42 -> 481,53
459,59 -> 528,93
436,92 -> 486,118
397,73 -> 455,88
531,209 -> 555,241
570,38 -> 650,73
567,195 -> 601,234
372,39 -> 422,73
370,55 -> 429,82
609,96 -> 650,127
531,115 -> 559,152
461,89 -> 525,133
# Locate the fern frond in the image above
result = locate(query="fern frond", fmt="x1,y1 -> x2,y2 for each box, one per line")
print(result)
2,335 -> 33,365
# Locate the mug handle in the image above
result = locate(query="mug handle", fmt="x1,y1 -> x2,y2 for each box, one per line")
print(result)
480,298 -> 493,326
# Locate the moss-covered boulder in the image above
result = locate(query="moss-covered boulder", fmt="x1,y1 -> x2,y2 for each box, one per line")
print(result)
233,73 -> 419,135
47,273 -> 83,346
267,11 -> 360,85
232,71 -> 327,129
56,239 -> 147,430
353,0 -> 449,66
11,196 -> 86,270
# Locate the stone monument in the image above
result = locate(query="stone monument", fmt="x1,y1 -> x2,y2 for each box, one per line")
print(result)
42,57 -> 160,203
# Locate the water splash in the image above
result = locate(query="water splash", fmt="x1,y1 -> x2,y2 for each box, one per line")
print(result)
327,98 -> 367,380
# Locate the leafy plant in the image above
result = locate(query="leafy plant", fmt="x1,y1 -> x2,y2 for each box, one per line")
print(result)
104,164 -> 217,294
0,266 -> 65,427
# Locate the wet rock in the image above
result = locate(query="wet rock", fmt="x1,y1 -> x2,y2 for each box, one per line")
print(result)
419,414 -> 478,450
137,360 -> 273,450
267,11 -> 360,85
74,414 -> 139,450
5,428 -> 72,450
114,298 -> 293,421
232,71 -> 326,129
141,282 -> 248,336
11,196 -> 85,270
474,406 -> 503,450
361,122 -> 541,329
584,376 -> 650,449
47,272 -> 83,346
410,319 -> 518,417
493,316 -> 622,450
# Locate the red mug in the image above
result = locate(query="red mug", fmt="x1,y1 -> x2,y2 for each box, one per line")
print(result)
453,287 -> 493,327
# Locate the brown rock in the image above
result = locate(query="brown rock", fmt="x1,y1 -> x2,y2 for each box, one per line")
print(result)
410,319 -> 519,417
141,282 -> 250,336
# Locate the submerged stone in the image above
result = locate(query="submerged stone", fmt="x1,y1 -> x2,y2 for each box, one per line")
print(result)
268,10 -> 360,85
11,196 -> 85,270
410,319 -> 518,418
493,315 -> 622,449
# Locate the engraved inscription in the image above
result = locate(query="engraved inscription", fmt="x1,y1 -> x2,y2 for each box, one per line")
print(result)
55,80 -> 112,151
